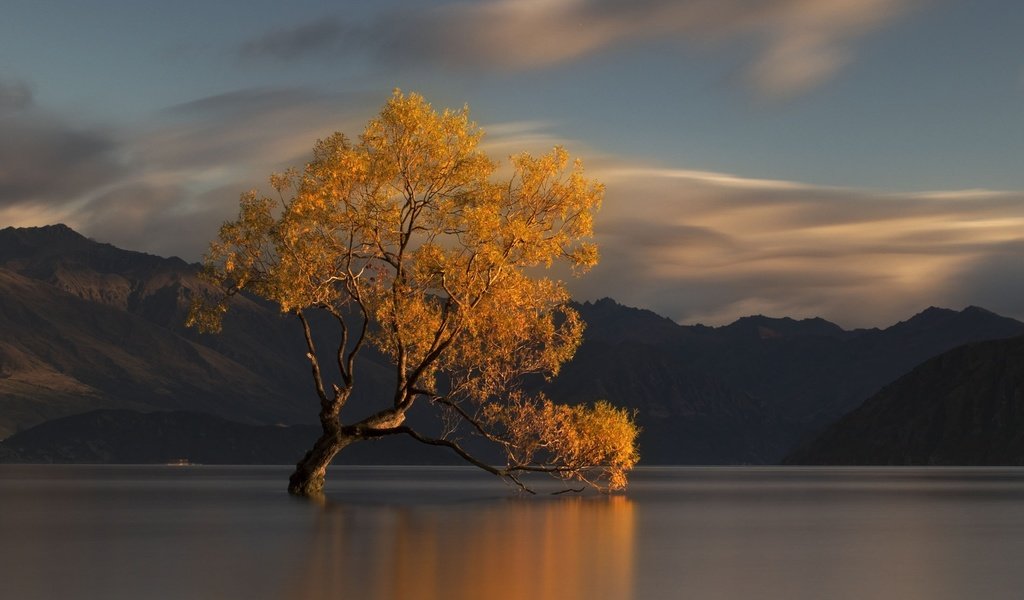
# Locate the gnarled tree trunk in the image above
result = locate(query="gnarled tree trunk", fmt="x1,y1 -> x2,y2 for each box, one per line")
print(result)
288,405 -> 353,497
287,387 -> 414,496
288,433 -> 353,497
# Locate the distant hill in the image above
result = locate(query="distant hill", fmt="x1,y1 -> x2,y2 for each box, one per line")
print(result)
3,225 -> 1024,464
784,335 -> 1024,465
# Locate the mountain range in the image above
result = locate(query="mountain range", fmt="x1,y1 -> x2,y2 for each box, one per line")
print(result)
556,299 -> 1024,463
2,224 -> 1023,465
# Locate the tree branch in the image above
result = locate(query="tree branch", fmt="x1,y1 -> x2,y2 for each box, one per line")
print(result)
324,304 -> 350,386
296,309 -> 330,408
430,396 -> 509,447
360,425 -> 536,494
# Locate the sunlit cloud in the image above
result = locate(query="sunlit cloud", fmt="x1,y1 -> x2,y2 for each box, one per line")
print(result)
479,120 -> 574,165
571,164 -> 1024,327
241,0 -> 921,97
0,204 -> 72,231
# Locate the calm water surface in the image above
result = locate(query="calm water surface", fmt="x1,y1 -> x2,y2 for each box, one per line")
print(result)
2,465 -> 1024,599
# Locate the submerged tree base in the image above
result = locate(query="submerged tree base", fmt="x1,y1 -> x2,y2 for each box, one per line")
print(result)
287,474 -> 325,498
287,433 -> 352,497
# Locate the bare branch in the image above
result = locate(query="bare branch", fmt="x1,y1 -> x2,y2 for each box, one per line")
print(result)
342,254 -> 371,385
431,396 -> 509,446
362,425 -> 536,494
398,311 -> 460,410
296,309 -> 330,407
323,305 -> 350,386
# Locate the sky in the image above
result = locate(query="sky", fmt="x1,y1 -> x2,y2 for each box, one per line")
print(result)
2,0 -> 1023,328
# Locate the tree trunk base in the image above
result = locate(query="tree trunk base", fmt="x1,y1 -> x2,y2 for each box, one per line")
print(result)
288,432 -> 352,497
288,469 -> 328,498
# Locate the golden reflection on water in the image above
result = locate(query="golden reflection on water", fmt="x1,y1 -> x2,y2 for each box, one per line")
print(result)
289,495 -> 636,600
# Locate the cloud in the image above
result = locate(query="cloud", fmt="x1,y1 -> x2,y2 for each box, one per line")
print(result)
242,0 -> 920,97
238,18 -> 351,61
3,87 -> 382,261
141,88 -> 356,172
70,182 -> 239,261
567,164 -> 1024,327
92,88 -> 381,259
0,79 -> 33,113
0,112 -> 123,209
942,241 -> 1024,321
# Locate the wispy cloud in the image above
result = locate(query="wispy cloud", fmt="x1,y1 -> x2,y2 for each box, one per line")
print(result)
2,87 -> 380,259
0,113 -> 123,210
238,18 -> 351,61
240,0 -> 920,97
573,165 -> 1024,326
0,81 -> 121,213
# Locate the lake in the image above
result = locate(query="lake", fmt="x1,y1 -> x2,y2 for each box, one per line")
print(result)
2,466 -> 1024,599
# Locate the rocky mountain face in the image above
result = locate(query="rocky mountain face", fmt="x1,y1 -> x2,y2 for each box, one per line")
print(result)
3,225 -> 1024,464
784,335 -> 1024,465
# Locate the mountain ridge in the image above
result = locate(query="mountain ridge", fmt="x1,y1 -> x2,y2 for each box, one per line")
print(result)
3,224 -> 1023,465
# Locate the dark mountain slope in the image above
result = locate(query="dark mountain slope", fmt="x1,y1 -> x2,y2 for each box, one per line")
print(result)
0,267 -> 296,437
785,335 -> 1024,465
0,224 -> 312,392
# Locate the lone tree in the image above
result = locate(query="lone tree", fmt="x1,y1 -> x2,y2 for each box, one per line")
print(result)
189,91 -> 638,497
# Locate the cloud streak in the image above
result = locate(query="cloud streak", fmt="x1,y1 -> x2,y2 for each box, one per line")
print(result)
238,18 -> 350,61
0,113 -> 123,210
1,87 -> 381,260
572,164 -> 1024,327
241,0 -> 920,97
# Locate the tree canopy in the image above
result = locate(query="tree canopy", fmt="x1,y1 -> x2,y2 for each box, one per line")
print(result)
189,90 -> 638,496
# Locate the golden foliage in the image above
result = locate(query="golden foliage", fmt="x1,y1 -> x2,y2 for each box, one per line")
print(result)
483,394 -> 640,491
189,90 -> 636,491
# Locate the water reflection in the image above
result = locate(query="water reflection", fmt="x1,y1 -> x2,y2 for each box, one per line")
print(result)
630,468 -> 1024,600
289,495 -> 635,600
5,466 -> 1024,599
